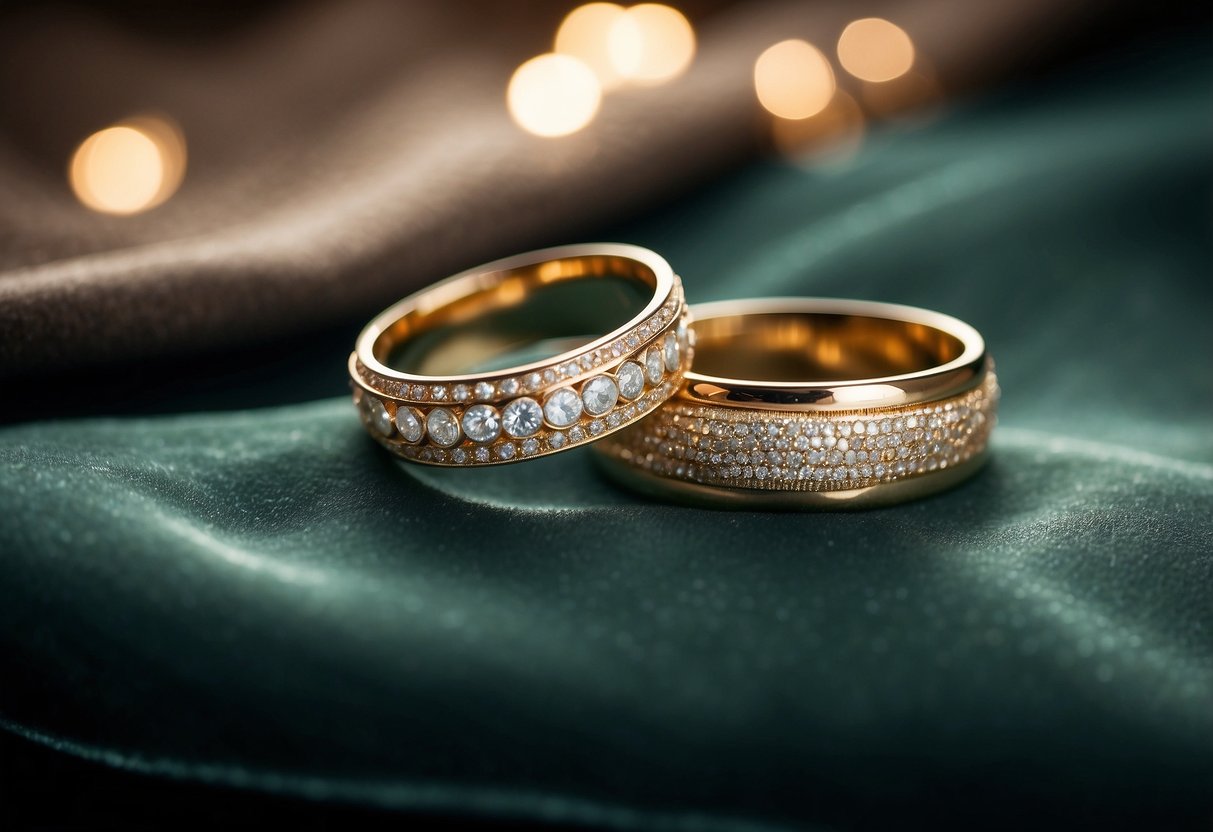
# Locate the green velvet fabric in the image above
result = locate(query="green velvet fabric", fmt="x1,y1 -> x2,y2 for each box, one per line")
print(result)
1,50 -> 1209,828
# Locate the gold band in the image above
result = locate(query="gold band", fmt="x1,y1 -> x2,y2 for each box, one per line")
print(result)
592,298 -> 998,508
350,244 -> 691,466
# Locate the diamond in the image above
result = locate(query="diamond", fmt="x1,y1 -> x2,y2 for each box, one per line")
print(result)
663,332 -> 680,371
582,375 -> 619,415
430,385 -> 449,401
525,372 -> 543,392
426,408 -> 461,447
521,438 -> 539,455
499,378 -> 520,397
462,404 -> 502,443
502,397 -> 543,438
496,442 -> 516,460
394,406 -> 424,443
450,448 -> 467,463
616,361 -> 645,400
411,384 -> 428,400
452,384 -> 472,403
644,347 -> 663,385
548,432 -> 567,450
543,387 -> 583,427
475,446 -> 490,462
474,381 -> 495,401
569,426 -> 586,442
366,397 -> 394,437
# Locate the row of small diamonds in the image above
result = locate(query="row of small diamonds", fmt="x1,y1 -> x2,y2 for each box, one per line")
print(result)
355,319 -> 690,465
599,372 -> 998,491
357,284 -> 684,403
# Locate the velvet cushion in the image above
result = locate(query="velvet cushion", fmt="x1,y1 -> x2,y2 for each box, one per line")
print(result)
1,38 -> 1209,832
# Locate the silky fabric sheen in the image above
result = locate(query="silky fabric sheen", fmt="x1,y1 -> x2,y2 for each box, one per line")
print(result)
1,47 -> 1210,831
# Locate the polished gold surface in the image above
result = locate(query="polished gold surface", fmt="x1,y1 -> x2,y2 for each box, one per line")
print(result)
681,298 -> 987,409
593,298 -> 997,509
350,244 -> 691,466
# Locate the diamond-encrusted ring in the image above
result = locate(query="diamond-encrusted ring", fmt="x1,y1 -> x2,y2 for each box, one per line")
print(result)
350,244 -> 692,466
592,298 -> 998,509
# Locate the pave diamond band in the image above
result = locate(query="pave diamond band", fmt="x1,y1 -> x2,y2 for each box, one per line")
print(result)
350,244 -> 691,466
593,298 -> 998,509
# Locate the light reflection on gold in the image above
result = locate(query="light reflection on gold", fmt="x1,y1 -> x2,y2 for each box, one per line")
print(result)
771,90 -> 865,169
754,39 -> 835,120
555,3 -> 629,91
69,115 -> 186,215
608,4 -> 695,86
837,18 -> 915,83
508,53 -> 602,138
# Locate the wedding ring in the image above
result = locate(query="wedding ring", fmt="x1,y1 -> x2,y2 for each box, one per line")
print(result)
350,244 -> 691,466
593,298 -> 998,508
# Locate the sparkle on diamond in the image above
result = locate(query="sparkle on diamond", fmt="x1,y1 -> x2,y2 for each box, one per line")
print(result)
582,375 -> 619,415
616,361 -> 645,400
426,408 -> 462,447
462,404 -> 502,443
394,406 -> 424,443
502,397 -> 543,438
644,347 -> 664,385
663,332 -> 680,372
367,397 -> 393,437
543,387 -> 583,427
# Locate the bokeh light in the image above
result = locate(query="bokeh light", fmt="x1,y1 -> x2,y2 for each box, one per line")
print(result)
771,90 -> 865,169
608,4 -> 695,86
69,115 -> 186,215
860,68 -> 944,119
837,18 -> 915,83
555,3 -> 629,91
508,53 -> 602,138
754,40 -> 836,120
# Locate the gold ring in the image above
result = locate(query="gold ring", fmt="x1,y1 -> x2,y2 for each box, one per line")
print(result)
592,298 -> 998,508
350,244 -> 691,466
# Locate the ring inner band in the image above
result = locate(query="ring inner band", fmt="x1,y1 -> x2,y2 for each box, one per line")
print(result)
692,312 -> 964,383
376,255 -> 656,376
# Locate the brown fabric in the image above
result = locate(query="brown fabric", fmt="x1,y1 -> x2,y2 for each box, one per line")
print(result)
0,0 -> 1093,377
